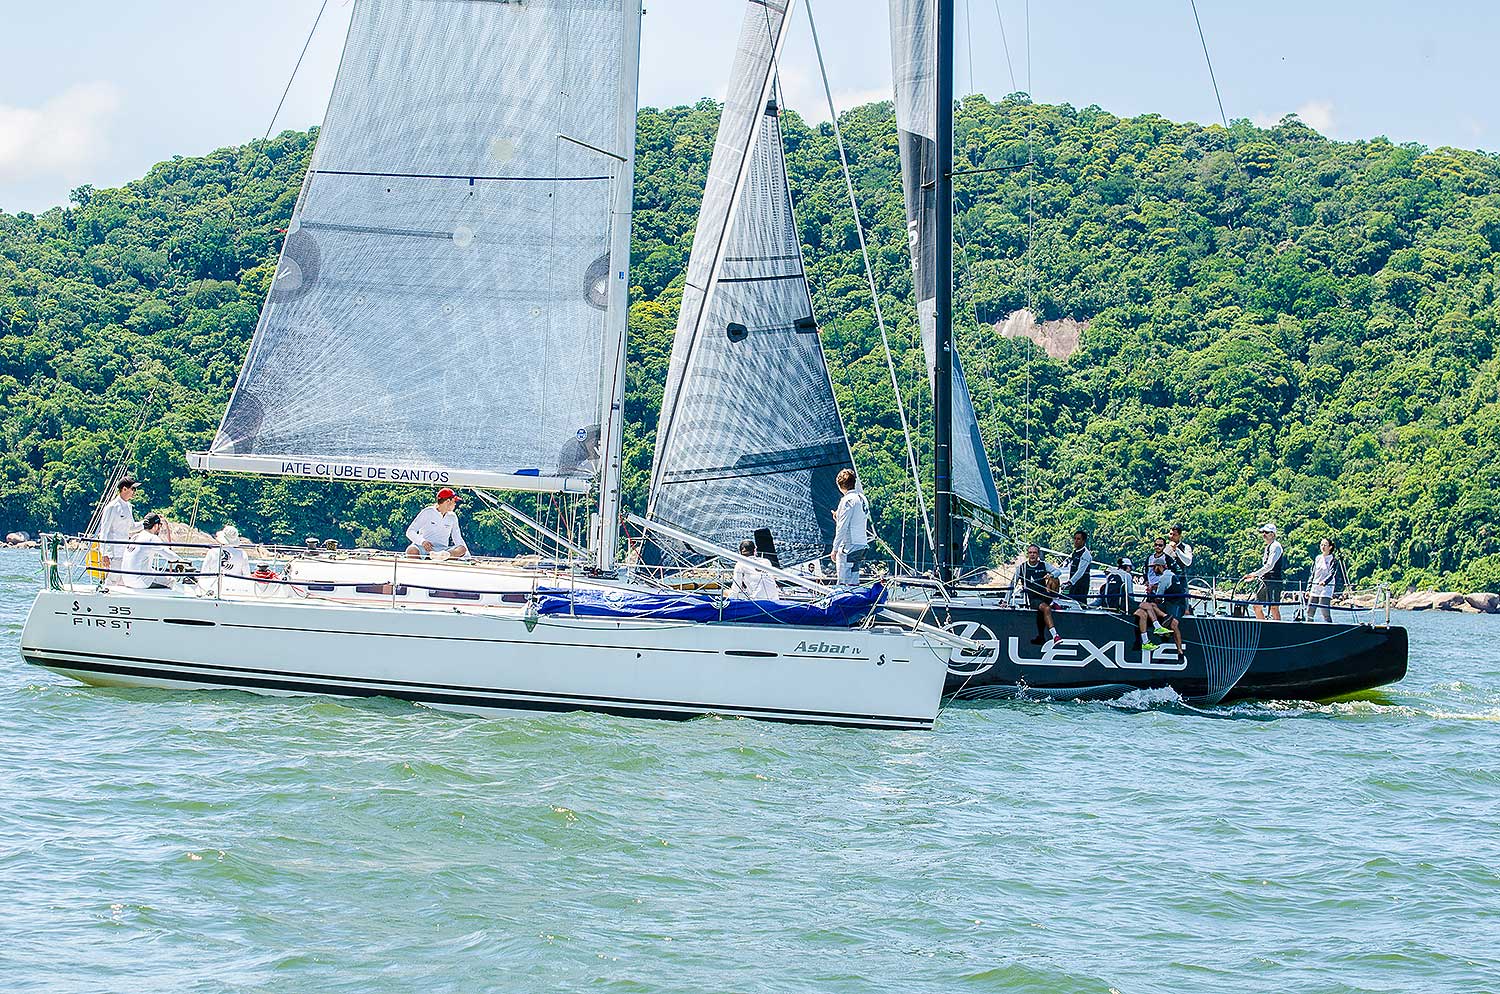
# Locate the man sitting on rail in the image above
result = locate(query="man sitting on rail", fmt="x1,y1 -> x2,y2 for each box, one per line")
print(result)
1018,544 -> 1064,648
405,488 -> 470,560
1133,559 -> 1186,658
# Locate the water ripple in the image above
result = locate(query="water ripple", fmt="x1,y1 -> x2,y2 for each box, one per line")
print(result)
0,565 -> 1497,991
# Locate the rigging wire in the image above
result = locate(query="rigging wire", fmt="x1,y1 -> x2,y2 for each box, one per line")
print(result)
1021,0 -> 1035,536
1188,0 -> 1230,128
264,0 -> 332,141
964,0 -> 976,97
804,0 -> 936,559
992,0 -> 1018,94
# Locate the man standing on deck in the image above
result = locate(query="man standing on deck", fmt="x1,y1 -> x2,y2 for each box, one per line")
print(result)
405,488 -> 470,559
1065,529 -> 1093,602
1242,523 -> 1286,621
95,476 -> 139,583
1164,524 -> 1194,620
831,469 -> 870,586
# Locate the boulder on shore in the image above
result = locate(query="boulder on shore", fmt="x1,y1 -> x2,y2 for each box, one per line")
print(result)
5,531 -> 30,545
1465,592 -> 1500,614
1394,590 -> 1498,613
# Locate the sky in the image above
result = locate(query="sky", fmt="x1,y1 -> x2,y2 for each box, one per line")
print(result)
1,0 -> 1498,213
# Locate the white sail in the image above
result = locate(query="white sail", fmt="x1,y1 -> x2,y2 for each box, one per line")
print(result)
192,0 -> 640,495
889,0 -> 1003,529
647,0 -> 856,567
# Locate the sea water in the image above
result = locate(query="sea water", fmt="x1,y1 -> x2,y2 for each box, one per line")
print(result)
1,549 -> 1495,993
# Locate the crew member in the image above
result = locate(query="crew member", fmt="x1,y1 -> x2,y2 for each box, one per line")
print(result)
122,512 -> 182,590
831,468 -> 869,586
1308,536 -> 1340,622
1242,522 -> 1286,621
1134,559 -> 1185,656
1096,557 -> 1135,612
729,539 -> 780,600
557,424 -> 602,477
1146,536 -> 1169,572
212,524 -> 252,579
1018,543 -> 1064,647
1164,524 -> 1193,620
1065,529 -> 1093,601
406,488 -> 469,559
95,476 -> 139,582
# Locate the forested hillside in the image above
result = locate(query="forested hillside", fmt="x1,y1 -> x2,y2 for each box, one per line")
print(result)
2,95 -> 1498,590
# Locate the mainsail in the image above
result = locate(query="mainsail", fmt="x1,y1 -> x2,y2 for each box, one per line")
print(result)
647,0 -> 855,567
190,0 -> 640,495
888,0 -> 1003,530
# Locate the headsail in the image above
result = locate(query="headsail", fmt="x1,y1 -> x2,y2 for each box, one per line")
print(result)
190,0 -> 640,495
888,0 -> 1003,530
647,0 -> 855,567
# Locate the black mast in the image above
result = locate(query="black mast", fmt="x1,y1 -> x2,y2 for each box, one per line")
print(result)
933,0 -> 955,582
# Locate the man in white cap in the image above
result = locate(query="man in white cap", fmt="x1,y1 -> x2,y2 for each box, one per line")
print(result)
213,524 -> 251,579
1241,522 -> 1286,620
406,488 -> 469,559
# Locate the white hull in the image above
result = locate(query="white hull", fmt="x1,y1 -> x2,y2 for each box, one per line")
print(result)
21,588 -> 947,730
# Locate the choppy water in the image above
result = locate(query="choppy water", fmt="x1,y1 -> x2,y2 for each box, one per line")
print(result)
1,549 -> 1496,993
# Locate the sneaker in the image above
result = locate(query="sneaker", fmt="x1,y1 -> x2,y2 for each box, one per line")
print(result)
1154,625 -> 1173,636
1141,641 -> 1159,652
1049,635 -> 1064,649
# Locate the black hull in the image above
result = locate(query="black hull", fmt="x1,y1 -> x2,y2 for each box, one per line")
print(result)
890,602 -> 1408,704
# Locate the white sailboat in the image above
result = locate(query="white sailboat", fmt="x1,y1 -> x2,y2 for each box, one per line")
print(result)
20,0 -> 956,730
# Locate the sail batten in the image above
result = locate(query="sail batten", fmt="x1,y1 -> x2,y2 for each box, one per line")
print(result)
207,0 -> 637,494
889,0 -> 1004,530
647,0 -> 855,567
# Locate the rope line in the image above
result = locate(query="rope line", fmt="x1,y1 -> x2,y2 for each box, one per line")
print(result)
264,0 -> 331,141
1188,0 -> 1230,128
805,0 -> 936,558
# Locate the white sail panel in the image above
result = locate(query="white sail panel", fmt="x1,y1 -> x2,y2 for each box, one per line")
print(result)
888,0 -> 1003,528
208,0 -> 635,491
647,0 -> 855,567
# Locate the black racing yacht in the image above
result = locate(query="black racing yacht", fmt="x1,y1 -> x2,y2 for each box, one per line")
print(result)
885,0 -> 1407,705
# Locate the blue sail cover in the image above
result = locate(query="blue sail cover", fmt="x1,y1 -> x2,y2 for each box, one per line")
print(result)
535,584 -> 886,627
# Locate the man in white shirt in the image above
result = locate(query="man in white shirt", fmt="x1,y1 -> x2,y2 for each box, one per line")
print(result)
210,524 -> 252,579
122,512 -> 182,590
405,488 -> 469,559
1164,524 -> 1193,620
729,539 -> 780,600
1241,522 -> 1286,621
831,468 -> 869,586
95,476 -> 139,581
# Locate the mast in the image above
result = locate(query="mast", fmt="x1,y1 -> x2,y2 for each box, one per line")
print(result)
933,0 -> 956,582
595,0 -> 645,573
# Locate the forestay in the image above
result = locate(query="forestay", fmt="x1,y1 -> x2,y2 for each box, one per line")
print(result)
647,0 -> 855,566
191,0 -> 639,494
888,0 -> 1004,530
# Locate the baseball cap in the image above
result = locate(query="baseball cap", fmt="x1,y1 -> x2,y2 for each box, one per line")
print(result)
436,488 -> 460,503
1258,522 -> 1277,535
1117,557 -> 1133,568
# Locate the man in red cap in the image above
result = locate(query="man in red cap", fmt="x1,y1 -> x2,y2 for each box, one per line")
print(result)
405,488 -> 469,559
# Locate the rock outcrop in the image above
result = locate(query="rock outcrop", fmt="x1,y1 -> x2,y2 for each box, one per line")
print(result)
996,309 -> 1088,361
1393,590 -> 1500,613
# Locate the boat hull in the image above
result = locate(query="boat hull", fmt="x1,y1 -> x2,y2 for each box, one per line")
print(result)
888,601 -> 1408,704
21,589 -> 947,730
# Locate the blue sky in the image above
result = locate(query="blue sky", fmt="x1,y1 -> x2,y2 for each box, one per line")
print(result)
1,0 -> 1496,213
